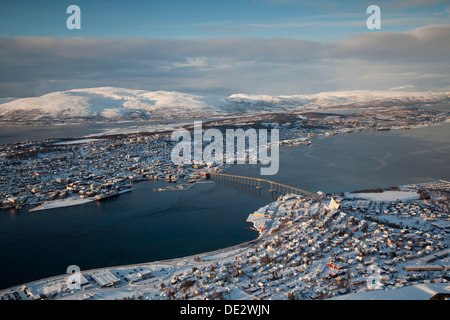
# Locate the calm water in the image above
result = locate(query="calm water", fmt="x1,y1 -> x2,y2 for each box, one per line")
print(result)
0,117 -> 216,146
0,122 -> 141,145
0,181 -> 272,289
229,123 -> 450,194
0,111 -> 449,289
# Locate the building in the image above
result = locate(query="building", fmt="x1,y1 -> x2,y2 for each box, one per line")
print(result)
138,267 -> 152,280
328,197 -> 340,211
403,265 -> 443,272
91,270 -> 121,288
125,268 -> 152,284
64,273 -> 89,288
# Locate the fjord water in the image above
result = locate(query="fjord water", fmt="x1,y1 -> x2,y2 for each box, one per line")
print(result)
0,181 -> 272,290
230,122 -> 450,194
0,122 -> 139,145
0,113 -> 449,290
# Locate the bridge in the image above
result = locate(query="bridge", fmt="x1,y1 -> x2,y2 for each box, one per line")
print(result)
208,172 -> 321,202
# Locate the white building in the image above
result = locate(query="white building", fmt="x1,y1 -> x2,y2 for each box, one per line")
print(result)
91,270 -> 121,288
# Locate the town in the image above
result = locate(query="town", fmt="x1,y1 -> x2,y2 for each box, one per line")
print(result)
0,105 -> 449,300
0,179 -> 448,300
1,105 -> 448,212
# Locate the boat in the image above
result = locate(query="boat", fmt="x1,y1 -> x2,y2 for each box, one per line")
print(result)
188,180 -> 196,184
306,141 -> 312,146
95,190 -> 119,201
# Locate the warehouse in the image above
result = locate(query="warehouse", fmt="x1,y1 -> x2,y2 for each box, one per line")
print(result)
403,265 -> 443,272
64,273 -> 89,288
125,267 -> 153,284
91,270 -> 121,288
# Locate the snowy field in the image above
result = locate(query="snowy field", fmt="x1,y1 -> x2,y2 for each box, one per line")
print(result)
331,283 -> 450,300
52,138 -> 102,145
345,190 -> 420,202
29,196 -> 95,212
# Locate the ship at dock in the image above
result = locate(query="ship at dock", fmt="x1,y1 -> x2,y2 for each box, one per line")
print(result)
95,190 -> 119,201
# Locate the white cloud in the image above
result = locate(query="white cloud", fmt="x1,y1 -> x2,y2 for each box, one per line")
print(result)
172,57 -> 209,68
0,25 -> 449,97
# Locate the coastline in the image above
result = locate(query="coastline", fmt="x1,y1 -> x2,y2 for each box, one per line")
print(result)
0,191 -> 321,293
28,188 -> 135,212
1,115 -> 449,299
1,178 -> 448,300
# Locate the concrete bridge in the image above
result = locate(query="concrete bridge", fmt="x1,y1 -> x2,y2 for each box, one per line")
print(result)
209,172 -> 320,202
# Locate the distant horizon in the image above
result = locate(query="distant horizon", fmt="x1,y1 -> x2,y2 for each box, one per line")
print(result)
2,84 -> 449,102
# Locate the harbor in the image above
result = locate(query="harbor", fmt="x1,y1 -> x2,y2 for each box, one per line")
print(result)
0,107 -> 449,291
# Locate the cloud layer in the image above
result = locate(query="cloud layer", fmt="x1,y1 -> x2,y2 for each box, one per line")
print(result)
0,25 -> 449,98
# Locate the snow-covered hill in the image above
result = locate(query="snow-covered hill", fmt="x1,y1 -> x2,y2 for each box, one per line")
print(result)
226,90 -> 449,112
0,87 -> 223,124
0,87 -> 448,125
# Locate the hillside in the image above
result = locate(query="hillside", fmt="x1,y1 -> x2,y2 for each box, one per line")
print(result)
0,87 -> 448,125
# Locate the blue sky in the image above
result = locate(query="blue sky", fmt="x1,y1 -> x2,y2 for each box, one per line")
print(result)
1,0 -> 449,40
0,1 -> 449,98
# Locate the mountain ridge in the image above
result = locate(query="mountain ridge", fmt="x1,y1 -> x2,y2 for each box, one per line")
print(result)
0,87 -> 448,125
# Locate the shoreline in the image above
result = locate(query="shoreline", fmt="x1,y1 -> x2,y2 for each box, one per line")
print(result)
1,178 -> 448,296
1,119 -> 449,298
28,188 -> 135,212
0,191 -> 319,293
6,118 -> 450,215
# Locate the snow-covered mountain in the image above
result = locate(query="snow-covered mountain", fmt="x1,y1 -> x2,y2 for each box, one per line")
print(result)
0,87 -> 223,124
0,87 -> 448,125
225,90 -> 450,113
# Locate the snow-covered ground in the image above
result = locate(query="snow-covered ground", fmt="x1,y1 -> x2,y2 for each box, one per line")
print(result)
52,138 -> 102,145
28,195 -> 95,212
331,283 -> 450,300
28,189 -> 134,212
0,87 -> 224,123
345,190 -> 420,202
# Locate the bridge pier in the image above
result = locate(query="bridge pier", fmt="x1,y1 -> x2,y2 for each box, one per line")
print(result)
209,172 -> 320,209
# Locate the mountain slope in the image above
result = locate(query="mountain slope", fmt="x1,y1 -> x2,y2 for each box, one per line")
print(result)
226,90 -> 449,112
0,87 -> 448,125
0,87 -> 221,124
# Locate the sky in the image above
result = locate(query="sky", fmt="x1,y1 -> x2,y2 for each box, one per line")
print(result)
0,0 -> 449,98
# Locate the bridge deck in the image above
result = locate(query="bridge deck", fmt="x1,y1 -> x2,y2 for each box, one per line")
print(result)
209,172 -> 319,200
